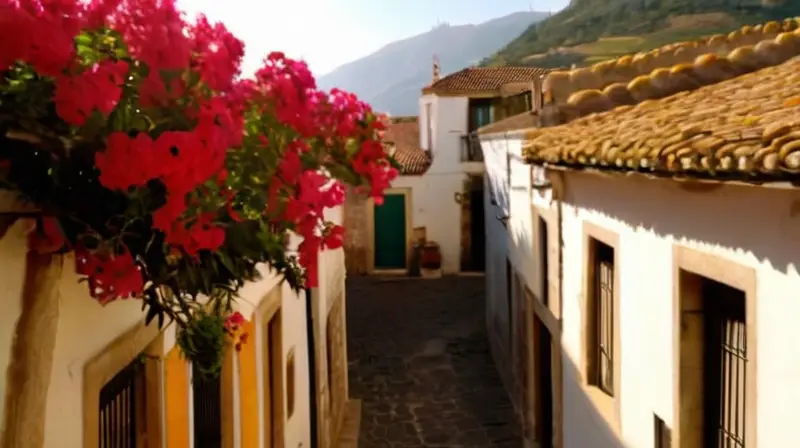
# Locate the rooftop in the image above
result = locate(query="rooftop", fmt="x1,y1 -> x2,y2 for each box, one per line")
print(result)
422,66 -> 551,96
457,17 -> 800,182
383,117 -> 431,176
523,55 -> 800,182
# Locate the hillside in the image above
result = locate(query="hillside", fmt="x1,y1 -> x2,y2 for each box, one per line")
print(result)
482,0 -> 800,68
317,11 -> 548,116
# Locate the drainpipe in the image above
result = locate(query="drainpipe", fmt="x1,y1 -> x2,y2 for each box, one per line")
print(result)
304,287 -> 319,448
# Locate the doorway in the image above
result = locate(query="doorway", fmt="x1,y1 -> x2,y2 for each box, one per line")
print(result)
538,217 -> 549,307
534,316 -> 554,447
677,269 -> 749,448
373,193 -> 407,270
460,175 -> 485,272
702,278 -> 747,448
263,309 -> 284,448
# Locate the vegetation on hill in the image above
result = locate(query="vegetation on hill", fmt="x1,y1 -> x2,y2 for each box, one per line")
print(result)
482,0 -> 800,68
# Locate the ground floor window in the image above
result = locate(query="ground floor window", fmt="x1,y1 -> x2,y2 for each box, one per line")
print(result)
99,357 -> 147,448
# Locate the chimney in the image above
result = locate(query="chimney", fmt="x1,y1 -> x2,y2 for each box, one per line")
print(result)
432,55 -> 440,84
532,75 -> 544,113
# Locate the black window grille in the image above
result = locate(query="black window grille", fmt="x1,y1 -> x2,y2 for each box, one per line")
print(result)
593,241 -> 614,396
99,358 -> 143,448
193,371 -> 223,448
654,414 -> 672,448
704,280 -> 747,448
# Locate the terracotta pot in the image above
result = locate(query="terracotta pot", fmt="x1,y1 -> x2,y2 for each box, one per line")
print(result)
420,243 -> 442,270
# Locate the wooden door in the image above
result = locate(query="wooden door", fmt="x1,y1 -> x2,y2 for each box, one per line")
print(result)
373,194 -> 407,269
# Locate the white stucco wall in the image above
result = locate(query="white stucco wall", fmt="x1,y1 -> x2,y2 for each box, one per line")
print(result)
395,94 -> 471,274
479,135 -> 515,337
0,205 -> 347,448
481,133 -> 800,448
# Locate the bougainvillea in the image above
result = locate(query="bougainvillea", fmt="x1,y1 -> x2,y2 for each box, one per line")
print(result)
0,0 -> 398,377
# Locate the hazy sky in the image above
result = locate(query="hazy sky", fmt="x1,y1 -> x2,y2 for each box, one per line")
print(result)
178,0 -> 570,77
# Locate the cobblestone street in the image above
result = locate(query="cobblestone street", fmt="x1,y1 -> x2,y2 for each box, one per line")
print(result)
346,276 -> 521,448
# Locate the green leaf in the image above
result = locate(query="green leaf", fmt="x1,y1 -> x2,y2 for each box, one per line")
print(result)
218,252 -> 236,273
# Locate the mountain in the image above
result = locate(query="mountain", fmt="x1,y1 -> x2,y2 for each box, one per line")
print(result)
482,0 -> 800,68
317,11 -> 549,116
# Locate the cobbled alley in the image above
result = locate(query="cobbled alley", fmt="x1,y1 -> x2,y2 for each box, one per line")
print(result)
346,276 -> 521,448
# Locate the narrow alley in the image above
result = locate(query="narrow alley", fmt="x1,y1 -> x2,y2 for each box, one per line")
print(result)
346,276 -> 521,448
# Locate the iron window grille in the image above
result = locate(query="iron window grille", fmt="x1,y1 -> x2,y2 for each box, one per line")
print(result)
99,358 -> 144,448
192,370 -> 223,448
593,241 -> 614,396
704,280 -> 747,448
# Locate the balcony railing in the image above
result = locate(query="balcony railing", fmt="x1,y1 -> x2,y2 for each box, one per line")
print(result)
460,134 -> 483,162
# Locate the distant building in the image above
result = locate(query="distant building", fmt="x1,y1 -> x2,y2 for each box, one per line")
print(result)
343,61 -> 550,276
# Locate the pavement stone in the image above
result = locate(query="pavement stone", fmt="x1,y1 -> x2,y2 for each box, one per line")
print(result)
346,276 -> 522,448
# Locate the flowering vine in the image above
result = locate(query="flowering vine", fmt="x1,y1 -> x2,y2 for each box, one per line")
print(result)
0,0 -> 398,377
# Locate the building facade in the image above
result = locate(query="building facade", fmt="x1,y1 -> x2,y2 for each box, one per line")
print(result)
343,64 -> 549,276
480,18 -> 800,448
0,203 -> 355,448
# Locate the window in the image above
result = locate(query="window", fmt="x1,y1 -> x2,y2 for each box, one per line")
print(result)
589,238 -> 615,396
192,367 -> 223,448
654,414 -> 672,448
703,279 -> 747,448
675,246 -> 756,448
468,99 -> 493,132
99,357 -> 147,447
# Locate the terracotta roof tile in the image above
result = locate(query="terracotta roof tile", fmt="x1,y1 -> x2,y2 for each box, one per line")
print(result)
523,55 -> 800,181
542,18 -> 800,111
423,67 -> 552,95
384,117 -> 431,175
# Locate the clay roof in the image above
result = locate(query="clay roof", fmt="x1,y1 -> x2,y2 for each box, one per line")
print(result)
423,67 -> 551,95
523,55 -> 800,181
542,18 -> 800,113
384,117 -> 431,175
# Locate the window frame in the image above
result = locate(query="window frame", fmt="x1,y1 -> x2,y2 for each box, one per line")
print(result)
83,322 -> 164,448
580,222 -> 621,432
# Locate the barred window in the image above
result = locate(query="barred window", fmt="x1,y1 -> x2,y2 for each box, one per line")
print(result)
589,239 -> 614,396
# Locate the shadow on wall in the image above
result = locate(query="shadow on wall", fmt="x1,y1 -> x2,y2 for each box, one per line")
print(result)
559,348 -> 626,448
484,325 -> 625,448
565,172 -> 800,275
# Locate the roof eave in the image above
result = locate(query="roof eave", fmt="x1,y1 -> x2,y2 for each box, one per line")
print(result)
527,162 -> 800,190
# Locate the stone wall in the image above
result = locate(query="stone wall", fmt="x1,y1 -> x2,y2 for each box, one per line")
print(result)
343,187 -> 370,275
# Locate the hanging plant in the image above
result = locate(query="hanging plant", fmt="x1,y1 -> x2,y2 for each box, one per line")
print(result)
0,0 -> 399,376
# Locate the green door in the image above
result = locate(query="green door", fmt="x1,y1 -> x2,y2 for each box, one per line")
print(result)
373,194 -> 407,269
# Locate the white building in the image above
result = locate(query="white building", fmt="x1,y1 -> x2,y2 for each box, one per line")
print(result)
479,19 -> 800,448
343,64 -> 549,276
0,200 -> 357,448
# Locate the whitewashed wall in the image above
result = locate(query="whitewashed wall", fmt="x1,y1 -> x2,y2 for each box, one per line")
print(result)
481,131 -> 800,448
0,204 -> 348,448
393,94 -> 470,274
